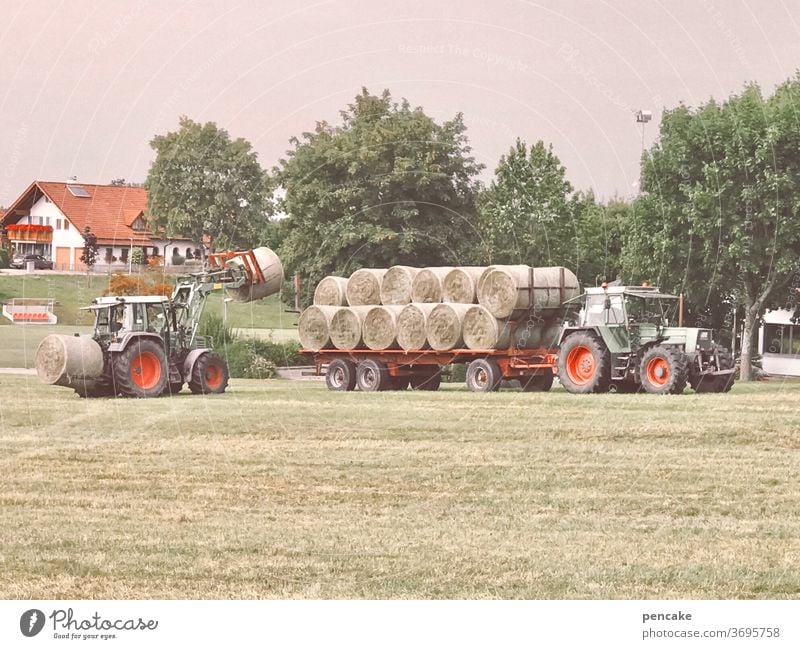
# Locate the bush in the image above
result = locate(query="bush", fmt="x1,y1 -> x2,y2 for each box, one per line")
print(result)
147,255 -> 163,268
105,272 -> 174,297
130,248 -> 144,265
223,337 -> 304,378
199,313 -> 236,346
0,249 -> 9,269
171,254 -> 186,266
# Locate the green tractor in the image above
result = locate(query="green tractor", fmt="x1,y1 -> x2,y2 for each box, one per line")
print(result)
555,285 -> 735,395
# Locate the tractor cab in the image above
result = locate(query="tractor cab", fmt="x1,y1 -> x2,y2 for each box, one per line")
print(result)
578,286 -> 676,330
83,296 -> 171,346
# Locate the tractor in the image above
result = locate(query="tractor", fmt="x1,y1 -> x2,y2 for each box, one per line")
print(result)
555,285 -> 735,394
35,248 -> 283,398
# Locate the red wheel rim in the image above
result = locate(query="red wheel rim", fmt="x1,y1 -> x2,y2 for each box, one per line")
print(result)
131,351 -> 161,389
566,345 -> 596,385
205,364 -> 222,389
646,357 -> 670,386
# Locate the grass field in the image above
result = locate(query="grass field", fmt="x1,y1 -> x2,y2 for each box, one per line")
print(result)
1,377 -> 798,599
0,272 -> 299,330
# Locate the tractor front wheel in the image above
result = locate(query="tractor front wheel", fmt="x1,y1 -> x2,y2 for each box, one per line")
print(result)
111,339 -> 168,398
557,332 -> 611,394
189,353 -> 230,394
639,346 -> 688,395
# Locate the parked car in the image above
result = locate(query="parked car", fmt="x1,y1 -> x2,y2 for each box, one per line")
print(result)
10,253 -> 54,270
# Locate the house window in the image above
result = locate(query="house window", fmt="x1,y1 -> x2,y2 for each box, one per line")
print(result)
152,247 -> 159,256
38,217 -> 44,225
56,219 -> 61,230
105,247 -> 114,263
185,247 -> 192,259
120,248 -> 128,262
131,216 -> 146,231
764,324 -> 800,356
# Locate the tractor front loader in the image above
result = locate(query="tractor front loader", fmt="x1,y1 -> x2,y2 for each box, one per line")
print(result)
555,285 -> 735,395
35,247 -> 283,398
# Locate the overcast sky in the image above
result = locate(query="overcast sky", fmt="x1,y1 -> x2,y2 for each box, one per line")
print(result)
1,0 -> 798,206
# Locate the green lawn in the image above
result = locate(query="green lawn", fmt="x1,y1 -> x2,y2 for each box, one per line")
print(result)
1,377 -> 798,599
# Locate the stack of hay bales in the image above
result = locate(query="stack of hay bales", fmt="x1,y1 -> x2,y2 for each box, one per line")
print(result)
298,264 -> 579,352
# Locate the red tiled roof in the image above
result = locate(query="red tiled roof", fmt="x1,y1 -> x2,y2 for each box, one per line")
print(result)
1,181 -> 192,245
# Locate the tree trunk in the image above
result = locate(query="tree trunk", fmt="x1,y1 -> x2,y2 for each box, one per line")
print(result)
739,302 -> 758,381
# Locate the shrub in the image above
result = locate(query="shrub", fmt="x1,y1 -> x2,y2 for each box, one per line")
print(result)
0,249 -> 9,269
199,313 -> 236,346
171,254 -> 186,266
147,255 -> 163,268
223,337 -> 304,378
105,272 -> 174,297
130,248 -> 144,265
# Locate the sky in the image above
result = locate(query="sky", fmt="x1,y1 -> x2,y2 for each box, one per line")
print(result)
1,0 -> 799,206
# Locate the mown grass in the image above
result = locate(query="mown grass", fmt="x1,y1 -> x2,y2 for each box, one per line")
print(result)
0,377 -> 798,599
0,272 -> 298,330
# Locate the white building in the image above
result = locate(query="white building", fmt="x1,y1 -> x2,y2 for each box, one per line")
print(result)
759,309 -> 800,377
1,181 -> 199,271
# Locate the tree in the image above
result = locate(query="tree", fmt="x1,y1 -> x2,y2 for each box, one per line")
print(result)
276,88 -> 483,302
478,139 -> 573,266
624,78 -> 800,379
145,117 -> 271,250
80,226 -> 98,285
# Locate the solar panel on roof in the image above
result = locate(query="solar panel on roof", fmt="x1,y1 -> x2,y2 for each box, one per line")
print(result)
67,184 -> 90,197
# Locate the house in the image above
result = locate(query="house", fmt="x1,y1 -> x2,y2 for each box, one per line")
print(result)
0,181 -> 200,271
759,308 -> 800,377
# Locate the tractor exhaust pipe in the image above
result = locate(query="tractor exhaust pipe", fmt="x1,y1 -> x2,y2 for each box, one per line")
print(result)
678,292 -> 684,327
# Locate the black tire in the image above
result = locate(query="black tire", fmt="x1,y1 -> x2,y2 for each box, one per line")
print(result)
520,371 -> 554,392
556,332 -> 611,394
390,375 -> 411,390
409,367 -> 442,391
466,358 -> 502,392
326,359 -> 356,391
111,339 -> 168,398
188,352 -> 229,394
691,347 -> 735,393
639,345 -> 688,395
611,380 -> 642,394
356,359 -> 391,392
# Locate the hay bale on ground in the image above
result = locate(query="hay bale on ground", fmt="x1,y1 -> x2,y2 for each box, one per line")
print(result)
314,276 -> 348,306
426,303 -> 471,351
380,266 -> 419,305
442,267 -> 486,303
411,267 -> 454,303
346,269 -> 386,306
362,305 -> 405,350
477,265 -> 580,319
329,306 -> 372,350
462,305 -> 511,350
298,305 -> 340,351
396,303 -> 438,350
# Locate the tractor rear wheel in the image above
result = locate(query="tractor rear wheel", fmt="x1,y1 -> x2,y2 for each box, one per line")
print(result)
557,332 -> 611,394
326,358 -> 356,391
466,358 -> 502,392
409,367 -> 442,391
188,352 -> 229,394
111,339 -> 168,398
691,346 -> 735,393
520,371 -> 554,392
639,345 -> 688,395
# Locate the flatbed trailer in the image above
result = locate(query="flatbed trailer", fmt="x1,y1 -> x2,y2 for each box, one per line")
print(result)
302,347 -> 558,393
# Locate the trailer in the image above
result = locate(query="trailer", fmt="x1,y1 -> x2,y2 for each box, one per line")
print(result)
303,346 -> 557,393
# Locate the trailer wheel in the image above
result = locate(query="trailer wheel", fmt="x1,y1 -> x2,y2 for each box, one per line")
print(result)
409,368 -> 441,391
356,359 -> 391,392
326,359 -> 356,391
520,371 -> 554,392
111,339 -> 168,398
189,352 -> 229,394
466,358 -> 502,392
639,345 -> 688,395
557,332 -> 611,394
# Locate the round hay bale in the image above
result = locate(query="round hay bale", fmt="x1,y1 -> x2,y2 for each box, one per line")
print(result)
362,305 -> 405,350
380,266 -> 419,305
346,268 -> 386,306
396,303 -> 438,350
298,305 -> 339,351
442,267 -> 486,303
426,303 -> 471,351
226,247 -> 284,303
35,334 -> 104,387
329,306 -> 372,350
462,305 -> 511,350
477,265 -> 580,319
411,267 -> 454,303
314,276 -> 348,306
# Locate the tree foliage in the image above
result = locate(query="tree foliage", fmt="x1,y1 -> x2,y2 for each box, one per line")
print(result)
276,89 -> 483,301
624,78 -> 800,378
145,117 -> 271,250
